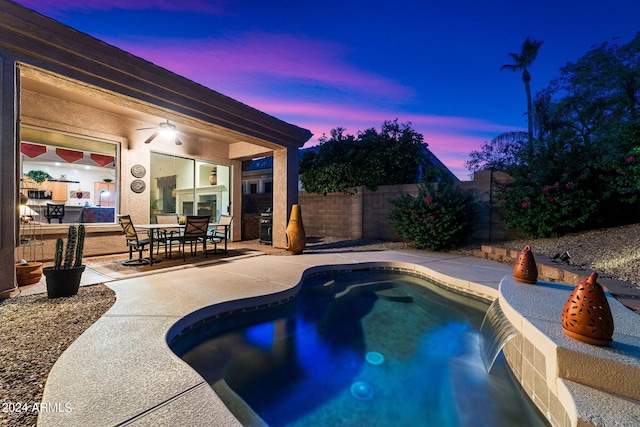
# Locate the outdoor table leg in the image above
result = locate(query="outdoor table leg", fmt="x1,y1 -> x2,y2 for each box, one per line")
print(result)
148,229 -> 159,265
223,225 -> 228,253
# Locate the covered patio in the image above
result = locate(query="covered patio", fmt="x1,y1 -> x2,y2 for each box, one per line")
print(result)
0,1 -> 312,297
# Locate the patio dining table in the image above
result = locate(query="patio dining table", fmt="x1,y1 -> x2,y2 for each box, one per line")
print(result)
136,222 -> 229,265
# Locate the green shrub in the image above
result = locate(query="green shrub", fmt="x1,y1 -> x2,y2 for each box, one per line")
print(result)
389,182 -> 474,251
496,152 -> 640,237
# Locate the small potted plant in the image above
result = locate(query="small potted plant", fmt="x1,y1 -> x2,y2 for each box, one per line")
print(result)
43,224 -> 86,298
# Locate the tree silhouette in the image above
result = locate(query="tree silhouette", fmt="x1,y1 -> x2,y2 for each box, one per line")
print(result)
501,37 -> 544,162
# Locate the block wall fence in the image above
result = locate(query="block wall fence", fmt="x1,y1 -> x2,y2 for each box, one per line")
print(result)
242,170 -> 523,245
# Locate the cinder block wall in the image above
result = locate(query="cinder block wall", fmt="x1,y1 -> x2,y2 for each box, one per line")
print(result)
242,170 -> 523,244
298,191 -> 364,238
361,184 -> 417,240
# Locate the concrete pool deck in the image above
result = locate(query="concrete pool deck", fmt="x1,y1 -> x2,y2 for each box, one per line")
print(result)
37,249 -> 640,426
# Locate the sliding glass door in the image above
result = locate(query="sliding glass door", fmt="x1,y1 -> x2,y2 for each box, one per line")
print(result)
149,152 -> 230,222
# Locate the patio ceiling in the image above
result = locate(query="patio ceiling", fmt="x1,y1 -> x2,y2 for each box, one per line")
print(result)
20,71 -> 284,160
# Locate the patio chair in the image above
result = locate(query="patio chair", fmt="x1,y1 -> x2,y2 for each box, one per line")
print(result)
209,214 -> 233,253
179,215 -> 210,261
44,203 -> 65,224
155,213 -> 181,259
117,214 -> 151,265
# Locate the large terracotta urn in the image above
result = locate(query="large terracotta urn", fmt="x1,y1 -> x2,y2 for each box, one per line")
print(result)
561,272 -> 614,346
513,245 -> 538,284
286,204 -> 306,255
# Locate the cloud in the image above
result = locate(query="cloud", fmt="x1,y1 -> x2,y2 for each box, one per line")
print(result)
236,95 -> 522,180
103,32 -> 415,104
15,0 -> 226,13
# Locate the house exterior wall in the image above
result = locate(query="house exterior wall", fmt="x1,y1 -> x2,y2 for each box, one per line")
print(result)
0,55 -> 19,296
1,1 -> 311,296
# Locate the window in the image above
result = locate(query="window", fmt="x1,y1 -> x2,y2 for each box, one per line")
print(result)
20,126 -> 118,224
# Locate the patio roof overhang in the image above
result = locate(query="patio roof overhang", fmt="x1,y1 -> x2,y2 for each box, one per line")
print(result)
0,1 -> 312,154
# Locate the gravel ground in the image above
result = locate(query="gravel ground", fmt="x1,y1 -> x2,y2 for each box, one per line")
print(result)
488,223 -> 640,285
0,284 -> 115,427
2,225 -> 639,426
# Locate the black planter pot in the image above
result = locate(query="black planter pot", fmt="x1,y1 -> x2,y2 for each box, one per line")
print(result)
43,265 -> 85,298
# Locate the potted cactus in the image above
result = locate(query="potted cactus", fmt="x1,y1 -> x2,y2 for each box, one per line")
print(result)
43,224 -> 86,298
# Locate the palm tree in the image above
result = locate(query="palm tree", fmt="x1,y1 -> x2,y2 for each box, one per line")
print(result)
501,37 -> 544,161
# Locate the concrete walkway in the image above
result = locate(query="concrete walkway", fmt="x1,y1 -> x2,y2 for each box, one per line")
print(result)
35,248 -> 640,426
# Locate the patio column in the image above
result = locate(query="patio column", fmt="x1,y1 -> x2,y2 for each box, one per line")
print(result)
0,55 -> 18,297
272,146 -> 299,248
230,159 -> 242,241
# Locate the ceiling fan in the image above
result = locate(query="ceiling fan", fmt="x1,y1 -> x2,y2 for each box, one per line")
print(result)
138,120 -> 183,145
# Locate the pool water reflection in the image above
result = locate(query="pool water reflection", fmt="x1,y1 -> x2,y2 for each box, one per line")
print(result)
171,270 -> 548,426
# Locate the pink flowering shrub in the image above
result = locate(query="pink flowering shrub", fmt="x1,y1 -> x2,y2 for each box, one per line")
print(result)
389,182 -> 474,251
497,173 -> 600,237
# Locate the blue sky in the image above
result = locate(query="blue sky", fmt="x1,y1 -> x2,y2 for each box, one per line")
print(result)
13,0 -> 640,179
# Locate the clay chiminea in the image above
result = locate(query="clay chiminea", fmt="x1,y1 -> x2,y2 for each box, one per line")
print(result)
561,272 -> 614,346
513,245 -> 538,284
285,204 -> 306,255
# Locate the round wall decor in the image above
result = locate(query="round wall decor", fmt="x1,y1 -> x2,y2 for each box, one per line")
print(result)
131,164 -> 146,178
130,179 -> 146,193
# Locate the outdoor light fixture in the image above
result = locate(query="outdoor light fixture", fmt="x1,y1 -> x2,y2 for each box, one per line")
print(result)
159,121 -> 176,137
99,190 -> 109,207
140,120 -> 183,145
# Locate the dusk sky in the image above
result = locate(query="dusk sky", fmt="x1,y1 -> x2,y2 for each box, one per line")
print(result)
12,0 -> 640,179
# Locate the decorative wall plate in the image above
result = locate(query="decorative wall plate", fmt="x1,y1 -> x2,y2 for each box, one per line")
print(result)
131,164 -> 146,178
130,179 -> 146,193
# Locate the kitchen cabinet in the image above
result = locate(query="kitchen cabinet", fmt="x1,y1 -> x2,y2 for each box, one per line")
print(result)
94,182 -> 115,206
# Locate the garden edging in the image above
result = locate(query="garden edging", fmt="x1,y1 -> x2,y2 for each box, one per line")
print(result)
474,245 -> 640,314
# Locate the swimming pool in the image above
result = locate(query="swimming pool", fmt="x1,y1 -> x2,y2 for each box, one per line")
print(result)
171,269 -> 548,426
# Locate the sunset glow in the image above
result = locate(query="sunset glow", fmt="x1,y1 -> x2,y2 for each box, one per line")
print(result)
13,0 -> 640,179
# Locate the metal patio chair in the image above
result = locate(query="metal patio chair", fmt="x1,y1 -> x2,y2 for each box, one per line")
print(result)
178,215 -> 210,261
155,213 -> 181,259
117,214 -> 151,265
209,214 -> 233,253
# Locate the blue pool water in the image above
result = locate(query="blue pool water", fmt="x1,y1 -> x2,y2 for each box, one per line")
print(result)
171,270 -> 548,426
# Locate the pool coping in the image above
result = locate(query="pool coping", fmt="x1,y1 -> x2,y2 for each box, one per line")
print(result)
37,250 -> 640,426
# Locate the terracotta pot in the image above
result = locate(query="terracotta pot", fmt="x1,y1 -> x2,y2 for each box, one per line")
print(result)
513,245 -> 538,284
561,272 -> 614,346
285,204 -> 306,255
16,262 -> 43,286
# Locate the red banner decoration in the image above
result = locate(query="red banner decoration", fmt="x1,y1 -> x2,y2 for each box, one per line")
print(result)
90,153 -> 114,167
56,148 -> 83,163
20,142 -> 46,158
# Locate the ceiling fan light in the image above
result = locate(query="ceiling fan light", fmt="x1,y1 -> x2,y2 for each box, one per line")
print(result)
159,122 -> 176,137
160,128 -> 174,138
142,120 -> 181,144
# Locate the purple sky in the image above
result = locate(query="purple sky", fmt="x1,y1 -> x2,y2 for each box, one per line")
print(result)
12,0 -> 640,179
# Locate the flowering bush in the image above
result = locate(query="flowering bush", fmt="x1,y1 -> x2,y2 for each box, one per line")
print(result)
498,146 -> 640,238
389,182 -> 474,251
497,171 -> 601,237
